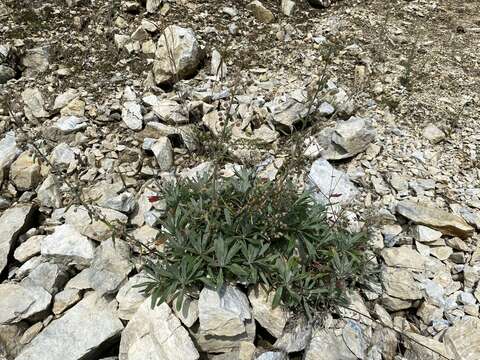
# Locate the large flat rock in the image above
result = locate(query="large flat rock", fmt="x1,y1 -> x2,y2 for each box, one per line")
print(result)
15,292 -> 124,360
397,200 -> 474,239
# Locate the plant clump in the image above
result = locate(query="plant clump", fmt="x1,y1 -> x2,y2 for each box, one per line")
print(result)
139,169 -> 374,319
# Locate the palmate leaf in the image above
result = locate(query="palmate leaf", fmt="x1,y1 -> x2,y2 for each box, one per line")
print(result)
138,165 -> 374,319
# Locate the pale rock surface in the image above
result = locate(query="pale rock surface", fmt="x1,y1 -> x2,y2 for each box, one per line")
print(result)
153,26 -> 201,84
0,284 -> 51,324
40,224 -> 95,268
0,205 -> 34,274
119,300 -> 199,360
15,292 -> 124,360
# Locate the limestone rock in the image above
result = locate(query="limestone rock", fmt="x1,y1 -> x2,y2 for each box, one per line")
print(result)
404,332 -> 453,360
331,117 -> 376,157
53,89 -> 79,110
77,239 -> 132,296
151,137 -> 173,171
423,123 -> 445,144
304,326 -> 356,360
273,317 -> 311,353
0,284 -> 51,324
21,262 -> 69,294
119,300 -> 199,360
63,205 -> 128,241
116,273 -> 148,320
173,296 -> 199,328
413,225 -> 443,243
122,101 -> 143,130
0,64 -> 15,83
199,286 -> 252,337
41,224 -> 95,268
153,26 -> 201,84
0,204 -> 34,274
15,292 -> 124,360
281,0 -> 296,16
248,285 -> 288,338
0,131 -> 19,177
397,200 -> 474,239
152,99 -> 189,124
14,235 -> 43,263
247,1 -> 274,23
54,116 -> 88,133
37,175 -> 62,208
382,267 -> 422,301
52,288 -> 82,315
21,87 -> 49,120
10,151 -> 41,191
20,46 -> 49,75
444,317 -> 480,360
381,246 -> 426,271
308,158 -> 359,205
190,318 -> 256,353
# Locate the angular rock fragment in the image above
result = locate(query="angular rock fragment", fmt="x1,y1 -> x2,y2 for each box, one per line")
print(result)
0,283 -> 51,324
119,300 -> 199,360
153,26 -> 201,85
0,204 -> 34,274
397,200 -> 474,238
15,292 -> 124,360
41,224 -> 95,268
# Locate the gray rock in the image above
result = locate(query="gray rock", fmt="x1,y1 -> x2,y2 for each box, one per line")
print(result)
21,88 -> 49,120
151,137 -> 173,171
15,292 -> 124,360
21,262 -> 69,294
423,123 -> 445,144
273,317 -> 311,353
381,246 -> 425,271
304,326 -> 356,360
0,64 -> 15,83
256,352 -> 287,360
153,25 -> 201,84
382,267 -> 422,300
0,205 -> 34,274
152,99 -> 189,124
37,175 -> 62,208
281,0 -> 295,16
247,1 -> 274,23
190,318 -> 256,353
10,151 -> 41,191
53,89 -> 79,110
248,285 -> 288,338
210,49 -> 227,80
413,225 -> 443,243
146,0 -> 161,13
63,205 -> 128,241
41,224 -> 95,268
173,296 -> 199,328
116,273 -> 148,320
308,158 -> 359,205
331,116 -> 376,157
0,284 -> 51,324
20,46 -> 49,75
404,332 -> 453,360
98,191 -> 136,214
122,101 -> 143,130
54,116 -> 88,133
397,200 -> 474,239
52,288 -> 82,315
119,300 -> 199,360
199,286 -> 252,337
14,235 -> 43,263
85,238 -> 132,296
0,131 -> 19,177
